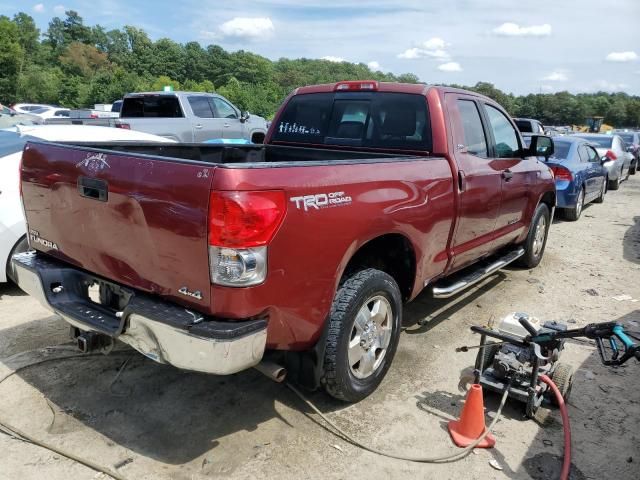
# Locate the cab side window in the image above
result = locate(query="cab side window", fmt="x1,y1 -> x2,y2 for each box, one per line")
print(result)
457,99 -> 488,158
484,104 -> 520,158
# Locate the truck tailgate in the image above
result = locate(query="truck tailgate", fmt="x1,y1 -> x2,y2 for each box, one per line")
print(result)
21,142 -> 214,310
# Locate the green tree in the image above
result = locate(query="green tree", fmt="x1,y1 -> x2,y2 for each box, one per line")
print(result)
0,16 -> 25,103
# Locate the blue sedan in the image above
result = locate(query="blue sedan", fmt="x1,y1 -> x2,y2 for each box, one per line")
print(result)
545,137 -> 608,221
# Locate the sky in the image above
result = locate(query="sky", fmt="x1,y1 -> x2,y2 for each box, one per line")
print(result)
2,0 -> 639,95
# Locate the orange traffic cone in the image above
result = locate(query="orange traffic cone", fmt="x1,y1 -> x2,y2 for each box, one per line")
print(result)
448,384 -> 496,448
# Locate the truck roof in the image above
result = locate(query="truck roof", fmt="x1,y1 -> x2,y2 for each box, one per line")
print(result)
124,91 -> 218,97
292,81 -> 497,103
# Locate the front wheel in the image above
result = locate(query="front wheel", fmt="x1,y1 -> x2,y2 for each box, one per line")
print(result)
517,203 -> 550,269
321,269 -> 402,402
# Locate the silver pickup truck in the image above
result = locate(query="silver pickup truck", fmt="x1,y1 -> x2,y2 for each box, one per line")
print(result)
115,91 -> 268,143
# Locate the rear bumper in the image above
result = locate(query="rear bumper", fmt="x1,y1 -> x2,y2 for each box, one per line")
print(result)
554,181 -> 577,208
11,251 -> 267,375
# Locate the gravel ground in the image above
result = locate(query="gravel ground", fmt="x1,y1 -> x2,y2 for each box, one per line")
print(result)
1,175 -> 639,480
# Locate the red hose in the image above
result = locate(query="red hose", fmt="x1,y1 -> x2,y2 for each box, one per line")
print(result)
539,374 -> 571,480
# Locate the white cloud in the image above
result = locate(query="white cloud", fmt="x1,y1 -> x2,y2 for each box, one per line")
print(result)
32,3 -> 45,13
595,80 -> 629,92
605,51 -> 638,62
53,5 -> 66,15
438,62 -> 462,72
218,17 -> 274,40
367,60 -> 381,71
398,37 -> 450,60
492,22 -> 552,37
321,56 -> 346,63
542,71 -> 568,81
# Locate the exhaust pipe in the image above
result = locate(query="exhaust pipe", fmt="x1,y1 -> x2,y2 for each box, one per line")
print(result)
254,361 -> 287,383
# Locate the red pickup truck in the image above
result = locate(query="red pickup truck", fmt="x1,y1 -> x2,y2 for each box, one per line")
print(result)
13,81 -> 555,401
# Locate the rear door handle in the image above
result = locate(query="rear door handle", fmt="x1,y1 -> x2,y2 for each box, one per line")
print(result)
502,169 -> 514,181
223,123 -> 230,128
194,124 -> 203,129
78,176 -> 108,202
458,171 -> 466,192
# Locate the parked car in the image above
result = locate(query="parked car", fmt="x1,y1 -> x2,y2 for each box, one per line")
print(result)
11,103 -> 56,114
0,125 -> 174,284
614,130 -> 639,175
31,107 -> 71,120
12,81 -> 556,402
0,106 -> 41,128
116,91 -> 268,143
572,133 -> 632,190
514,117 -> 545,134
543,137 -> 607,220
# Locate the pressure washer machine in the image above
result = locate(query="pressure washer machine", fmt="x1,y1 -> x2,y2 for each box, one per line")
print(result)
458,313 -> 640,417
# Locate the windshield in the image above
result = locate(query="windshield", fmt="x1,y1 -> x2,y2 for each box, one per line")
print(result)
30,107 -> 50,114
271,92 -> 432,151
574,136 -> 612,148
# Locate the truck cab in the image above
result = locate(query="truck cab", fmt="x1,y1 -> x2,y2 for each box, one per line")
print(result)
117,91 -> 268,143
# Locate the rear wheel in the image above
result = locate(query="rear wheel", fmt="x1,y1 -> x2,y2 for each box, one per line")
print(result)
593,178 -> 606,204
563,187 -> 584,221
630,160 -> 637,175
517,203 -> 550,269
321,268 -> 402,402
609,171 -> 621,190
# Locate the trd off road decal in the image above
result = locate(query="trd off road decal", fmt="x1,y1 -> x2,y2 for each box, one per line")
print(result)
290,191 -> 352,211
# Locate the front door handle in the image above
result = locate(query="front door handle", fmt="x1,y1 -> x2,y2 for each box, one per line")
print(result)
223,123 -> 230,128
194,124 -> 203,129
502,169 -> 514,181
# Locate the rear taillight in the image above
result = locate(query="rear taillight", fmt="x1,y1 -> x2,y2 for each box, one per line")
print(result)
208,190 -> 286,286
90,113 -> 98,119
116,123 -> 130,129
551,166 -> 572,182
604,150 -> 617,161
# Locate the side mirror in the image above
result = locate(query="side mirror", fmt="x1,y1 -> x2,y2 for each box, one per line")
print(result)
526,135 -> 554,160
240,111 -> 250,123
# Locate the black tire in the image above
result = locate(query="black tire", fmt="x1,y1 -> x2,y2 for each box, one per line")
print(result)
563,187 -> 584,221
550,362 -> 574,406
321,268 -> 402,402
517,203 -> 550,269
609,171 -> 621,190
6,235 -> 29,283
593,178 -> 606,204
475,341 -> 499,371
630,161 -> 637,175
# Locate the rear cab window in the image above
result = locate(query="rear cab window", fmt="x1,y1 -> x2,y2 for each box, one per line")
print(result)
271,92 -> 432,152
120,95 -> 184,118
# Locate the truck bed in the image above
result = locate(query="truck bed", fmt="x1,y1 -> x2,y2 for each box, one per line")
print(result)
21,141 -> 449,326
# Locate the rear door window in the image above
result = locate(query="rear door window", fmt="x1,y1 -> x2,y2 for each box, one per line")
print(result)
456,99 -> 488,158
271,92 -> 431,151
188,96 -> 214,118
121,95 -> 184,118
484,104 -> 520,158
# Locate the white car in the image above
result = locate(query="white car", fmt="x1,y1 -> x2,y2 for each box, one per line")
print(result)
31,107 -> 71,120
0,125 -> 175,283
11,103 -> 56,114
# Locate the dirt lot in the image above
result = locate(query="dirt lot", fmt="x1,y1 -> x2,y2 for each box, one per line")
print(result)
1,176 -> 639,480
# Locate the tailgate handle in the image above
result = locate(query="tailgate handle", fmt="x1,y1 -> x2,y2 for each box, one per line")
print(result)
78,176 -> 108,202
